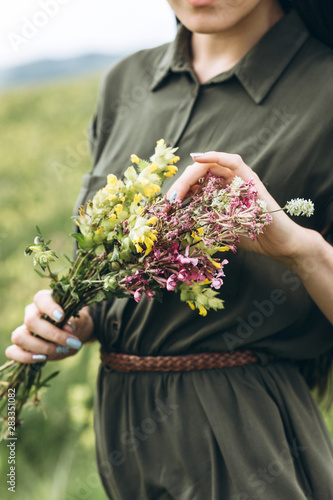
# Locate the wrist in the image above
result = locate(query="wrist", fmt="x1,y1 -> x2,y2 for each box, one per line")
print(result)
278,227 -> 325,277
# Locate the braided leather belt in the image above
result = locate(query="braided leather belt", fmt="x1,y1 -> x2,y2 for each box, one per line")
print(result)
100,349 -> 274,373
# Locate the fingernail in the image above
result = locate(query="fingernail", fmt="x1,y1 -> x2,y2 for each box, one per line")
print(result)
52,309 -> 64,322
190,152 -> 206,158
169,190 -> 177,201
67,321 -> 77,332
56,346 -> 71,354
32,354 -> 47,361
66,337 -> 82,350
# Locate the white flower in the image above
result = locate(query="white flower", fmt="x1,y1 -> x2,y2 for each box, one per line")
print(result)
212,190 -> 231,211
256,199 -> 268,212
285,198 -> 314,217
230,176 -> 244,190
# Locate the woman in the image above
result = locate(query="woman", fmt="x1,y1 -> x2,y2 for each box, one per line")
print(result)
6,1 -> 333,498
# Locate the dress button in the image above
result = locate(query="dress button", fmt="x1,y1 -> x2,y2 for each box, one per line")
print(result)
112,321 -> 119,333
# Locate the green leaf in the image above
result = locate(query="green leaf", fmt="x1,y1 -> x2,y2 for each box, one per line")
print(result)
58,282 -> 70,292
94,244 -> 106,256
93,290 -> 106,303
63,253 -> 74,265
70,289 -> 80,301
124,166 -> 137,182
24,245 -> 33,256
70,232 -> 93,250
138,159 -> 149,172
110,246 -> 120,262
34,268 -> 49,279
39,371 -> 60,387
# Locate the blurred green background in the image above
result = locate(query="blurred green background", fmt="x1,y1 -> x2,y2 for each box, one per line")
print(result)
0,76 -> 107,499
0,75 -> 332,500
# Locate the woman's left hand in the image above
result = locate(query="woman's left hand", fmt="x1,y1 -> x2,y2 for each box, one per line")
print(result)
167,151 -> 333,324
166,151 -> 309,265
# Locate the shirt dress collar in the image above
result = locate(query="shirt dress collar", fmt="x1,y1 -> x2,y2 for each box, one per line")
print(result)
149,9 -> 310,104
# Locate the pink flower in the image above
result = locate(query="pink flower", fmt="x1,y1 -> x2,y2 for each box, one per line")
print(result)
211,277 -> 223,289
134,289 -> 142,302
166,274 -> 177,291
177,245 -> 199,266
177,270 -> 187,281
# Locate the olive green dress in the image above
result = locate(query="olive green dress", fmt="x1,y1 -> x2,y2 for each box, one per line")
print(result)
74,10 -> 333,499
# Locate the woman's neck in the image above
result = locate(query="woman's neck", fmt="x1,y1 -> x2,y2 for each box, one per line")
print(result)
191,2 -> 285,84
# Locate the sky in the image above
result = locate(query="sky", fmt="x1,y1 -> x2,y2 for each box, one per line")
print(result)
0,0 -> 177,70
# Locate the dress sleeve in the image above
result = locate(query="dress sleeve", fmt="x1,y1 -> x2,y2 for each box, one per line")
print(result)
83,71 -> 115,344
86,72 -> 109,167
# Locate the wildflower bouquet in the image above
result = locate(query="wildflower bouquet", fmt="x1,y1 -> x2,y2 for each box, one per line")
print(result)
0,140 -> 314,439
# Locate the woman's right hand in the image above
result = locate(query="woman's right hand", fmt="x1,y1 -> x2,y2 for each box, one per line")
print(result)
5,290 -> 95,364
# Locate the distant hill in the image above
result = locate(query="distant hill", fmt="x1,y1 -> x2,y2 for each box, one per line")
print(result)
0,53 -> 123,90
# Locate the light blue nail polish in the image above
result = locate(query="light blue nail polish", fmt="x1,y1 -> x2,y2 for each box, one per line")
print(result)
52,309 -> 64,322
169,190 -> 177,201
32,354 -> 47,361
67,321 -> 77,332
190,152 -> 206,158
56,346 -> 71,354
66,337 -> 82,350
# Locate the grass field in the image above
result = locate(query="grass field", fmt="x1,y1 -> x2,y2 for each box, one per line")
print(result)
0,75 -> 332,500
0,75 -> 107,500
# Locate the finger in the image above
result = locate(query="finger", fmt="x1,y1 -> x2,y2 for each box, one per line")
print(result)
5,344 -> 46,364
193,152 -> 281,210
166,162 -> 233,201
63,321 -> 76,335
191,152 -> 250,176
33,289 -> 65,323
5,344 -> 75,364
24,303 -> 82,350
11,324 -> 75,357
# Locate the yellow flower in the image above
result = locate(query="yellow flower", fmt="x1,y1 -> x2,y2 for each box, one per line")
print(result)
107,174 -> 117,185
108,214 -> 116,221
211,261 -> 222,269
144,237 -> 156,255
96,226 -> 104,234
133,193 -> 142,204
148,162 -> 159,172
144,184 -> 161,198
202,279 -> 211,285
191,232 -> 201,242
131,154 -> 140,164
199,305 -> 207,316
164,165 -> 178,178
191,227 -> 204,241
147,216 -> 157,225
135,243 -> 143,253
130,216 -> 158,256
114,204 -> 123,213
217,246 -> 230,252
187,301 -> 196,310
156,139 -> 165,146
172,156 -> 180,164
